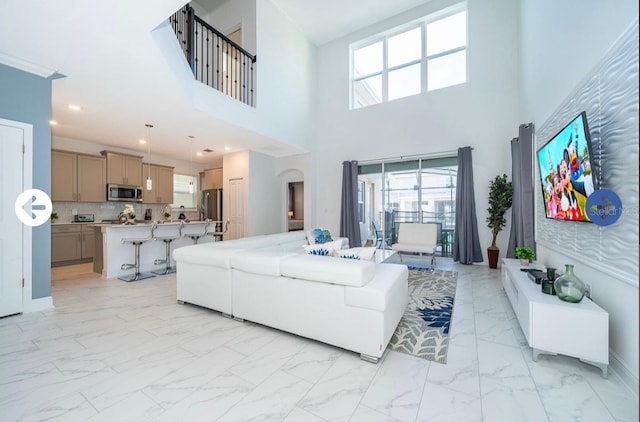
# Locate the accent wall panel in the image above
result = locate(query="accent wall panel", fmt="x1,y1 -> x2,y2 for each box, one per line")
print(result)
535,19 -> 639,287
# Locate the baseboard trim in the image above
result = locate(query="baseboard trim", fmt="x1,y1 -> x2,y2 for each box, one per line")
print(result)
609,350 -> 639,398
24,296 -> 54,313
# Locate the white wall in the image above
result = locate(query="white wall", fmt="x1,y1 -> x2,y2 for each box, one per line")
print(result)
520,1 -> 639,390
254,0 -> 316,151
247,151 -> 280,235
313,0 -> 521,256
200,0 -> 256,55
183,0 -> 316,154
520,0 -> 639,125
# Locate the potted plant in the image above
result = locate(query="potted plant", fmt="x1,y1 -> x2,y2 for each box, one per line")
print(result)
515,246 -> 535,266
486,174 -> 513,268
50,212 -> 58,224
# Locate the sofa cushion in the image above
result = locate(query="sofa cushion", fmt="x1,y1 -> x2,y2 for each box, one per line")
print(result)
229,249 -> 298,276
173,243 -> 245,268
280,254 -> 375,287
344,264 -> 408,312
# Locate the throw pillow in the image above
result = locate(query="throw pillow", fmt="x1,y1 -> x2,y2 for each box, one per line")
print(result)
303,239 -> 343,256
306,228 -> 326,244
334,247 -> 376,261
323,229 -> 333,242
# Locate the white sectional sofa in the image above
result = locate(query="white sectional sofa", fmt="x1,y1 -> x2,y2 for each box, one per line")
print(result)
173,231 -> 408,362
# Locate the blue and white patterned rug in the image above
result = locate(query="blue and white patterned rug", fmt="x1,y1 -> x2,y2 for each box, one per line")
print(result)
388,268 -> 457,364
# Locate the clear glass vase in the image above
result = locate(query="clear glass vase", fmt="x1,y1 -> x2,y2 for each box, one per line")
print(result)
554,264 -> 586,303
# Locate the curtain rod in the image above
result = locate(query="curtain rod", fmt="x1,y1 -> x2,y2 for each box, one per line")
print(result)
358,147 -> 472,165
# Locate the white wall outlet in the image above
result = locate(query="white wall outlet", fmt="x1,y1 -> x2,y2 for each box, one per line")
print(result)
72,209 -> 78,215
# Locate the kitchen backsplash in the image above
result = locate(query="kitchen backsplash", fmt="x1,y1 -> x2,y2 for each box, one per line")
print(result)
52,202 -> 200,223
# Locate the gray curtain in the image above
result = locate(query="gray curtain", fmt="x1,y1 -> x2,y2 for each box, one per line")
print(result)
453,147 -> 483,264
507,123 -> 536,257
340,160 -> 361,248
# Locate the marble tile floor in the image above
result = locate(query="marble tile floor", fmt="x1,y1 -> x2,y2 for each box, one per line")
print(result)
0,262 -> 637,421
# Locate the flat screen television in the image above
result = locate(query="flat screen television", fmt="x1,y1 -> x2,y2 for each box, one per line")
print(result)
536,111 -> 597,222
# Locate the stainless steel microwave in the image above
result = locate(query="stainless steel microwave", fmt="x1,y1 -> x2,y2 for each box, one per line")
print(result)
107,184 -> 143,202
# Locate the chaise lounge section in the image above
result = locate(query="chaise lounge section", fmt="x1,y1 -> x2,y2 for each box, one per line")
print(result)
173,231 -> 408,362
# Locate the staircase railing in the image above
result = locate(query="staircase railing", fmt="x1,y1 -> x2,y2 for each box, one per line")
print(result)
169,5 -> 256,107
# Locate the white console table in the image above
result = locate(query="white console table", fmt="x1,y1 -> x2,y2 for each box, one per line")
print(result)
501,258 -> 609,377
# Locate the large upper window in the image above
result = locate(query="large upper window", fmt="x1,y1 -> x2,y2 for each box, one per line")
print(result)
351,3 -> 467,109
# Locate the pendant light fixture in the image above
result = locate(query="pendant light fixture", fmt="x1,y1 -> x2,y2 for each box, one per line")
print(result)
188,135 -> 195,194
145,124 -> 153,191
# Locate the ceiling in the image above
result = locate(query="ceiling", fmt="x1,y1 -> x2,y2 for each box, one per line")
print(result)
0,0 -> 431,165
271,0 -> 433,45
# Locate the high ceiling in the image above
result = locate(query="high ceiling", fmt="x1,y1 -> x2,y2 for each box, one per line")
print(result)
0,0 -> 431,165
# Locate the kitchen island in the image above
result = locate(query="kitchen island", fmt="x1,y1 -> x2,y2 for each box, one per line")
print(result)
95,221 -> 215,279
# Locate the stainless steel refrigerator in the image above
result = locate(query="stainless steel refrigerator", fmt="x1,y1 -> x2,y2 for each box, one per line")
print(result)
202,189 -> 223,221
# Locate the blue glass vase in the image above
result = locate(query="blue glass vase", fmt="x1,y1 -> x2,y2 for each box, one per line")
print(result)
554,264 -> 586,303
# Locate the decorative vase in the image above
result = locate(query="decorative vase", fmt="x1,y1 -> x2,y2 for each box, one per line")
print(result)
519,258 -> 530,266
554,264 -> 586,303
487,247 -> 499,269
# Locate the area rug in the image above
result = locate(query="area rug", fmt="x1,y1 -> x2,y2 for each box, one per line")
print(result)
388,268 -> 458,364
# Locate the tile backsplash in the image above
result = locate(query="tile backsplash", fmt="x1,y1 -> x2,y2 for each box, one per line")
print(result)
52,202 -> 200,223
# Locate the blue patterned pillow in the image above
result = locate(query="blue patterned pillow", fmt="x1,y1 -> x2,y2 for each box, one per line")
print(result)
323,229 -> 333,242
313,228 -> 325,243
308,248 -> 331,256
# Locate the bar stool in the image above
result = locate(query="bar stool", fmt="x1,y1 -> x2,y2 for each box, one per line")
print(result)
152,221 -> 184,275
206,219 -> 230,242
185,222 -> 209,244
119,223 -> 157,282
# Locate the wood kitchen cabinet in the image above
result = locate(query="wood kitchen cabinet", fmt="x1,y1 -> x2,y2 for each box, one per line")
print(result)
201,168 -> 223,190
52,150 -> 77,201
52,150 -> 106,202
81,225 -> 95,259
102,151 -> 143,186
51,225 -> 82,264
143,164 -> 174,204
51,224 -> 95,266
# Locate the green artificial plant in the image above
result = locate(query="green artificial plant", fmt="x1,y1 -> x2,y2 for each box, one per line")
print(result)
486,174 -> 513,248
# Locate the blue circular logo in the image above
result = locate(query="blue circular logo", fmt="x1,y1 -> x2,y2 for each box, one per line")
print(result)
585,189 -> 622,226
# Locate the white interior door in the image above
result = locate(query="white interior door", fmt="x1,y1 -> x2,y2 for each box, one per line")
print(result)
228,178 -> 244,240
0,122 -> 24,317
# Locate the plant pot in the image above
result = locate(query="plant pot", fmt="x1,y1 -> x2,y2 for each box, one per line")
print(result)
519,258 -> 530,266
487,247 -> 499,269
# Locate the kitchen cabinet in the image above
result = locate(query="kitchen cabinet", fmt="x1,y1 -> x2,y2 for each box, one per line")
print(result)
81,225 -> 95,259
51,225 -> 82,264
102,151 -> 143,186
77,155 -> 107,202
52,150 -> 106,202
52,150 -> 77,201
201,168 -> 222,190
143,164 -> 174,204
51,224 -> 95,265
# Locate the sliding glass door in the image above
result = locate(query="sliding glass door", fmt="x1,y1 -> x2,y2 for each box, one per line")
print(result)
358,156 -> 457,256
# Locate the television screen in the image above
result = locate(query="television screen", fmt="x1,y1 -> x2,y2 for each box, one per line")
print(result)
537,111 -> 597,222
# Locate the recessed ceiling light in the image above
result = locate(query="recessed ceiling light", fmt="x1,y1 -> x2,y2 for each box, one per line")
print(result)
49,120 -> 58,126
196,152 -> 203,156
224,146 -> 231,151
139,139 -> 147,144
68,104 -> 81,111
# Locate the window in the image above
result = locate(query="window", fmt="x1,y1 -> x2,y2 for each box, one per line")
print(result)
171,174 -> 198,210
358,157 -> 457,256
351,3 -> 467,109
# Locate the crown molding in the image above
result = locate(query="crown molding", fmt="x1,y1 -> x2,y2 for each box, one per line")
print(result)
0,52 -> 58,78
